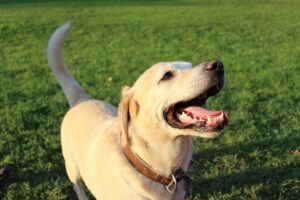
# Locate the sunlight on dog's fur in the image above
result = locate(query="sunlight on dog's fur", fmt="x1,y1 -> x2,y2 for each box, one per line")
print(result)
47,22 -> 228,200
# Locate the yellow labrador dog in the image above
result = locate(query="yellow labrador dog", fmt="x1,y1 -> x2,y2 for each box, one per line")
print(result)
47,23 -> 228,200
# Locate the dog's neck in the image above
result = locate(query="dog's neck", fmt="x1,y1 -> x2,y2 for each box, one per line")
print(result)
127,124 -> 193,176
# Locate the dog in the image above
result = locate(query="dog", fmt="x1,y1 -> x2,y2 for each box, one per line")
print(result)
47,23 -> 228,200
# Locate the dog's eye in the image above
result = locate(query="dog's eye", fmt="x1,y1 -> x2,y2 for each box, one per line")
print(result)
161,71 -> 173,81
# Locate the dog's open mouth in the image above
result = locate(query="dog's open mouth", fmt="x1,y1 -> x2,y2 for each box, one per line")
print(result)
163,83 -> 228,133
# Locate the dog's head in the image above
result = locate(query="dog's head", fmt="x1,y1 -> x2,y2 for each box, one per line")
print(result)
119,60 -> 228,144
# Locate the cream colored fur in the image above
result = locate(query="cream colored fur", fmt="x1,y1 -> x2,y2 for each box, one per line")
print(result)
47,23 -> 223,200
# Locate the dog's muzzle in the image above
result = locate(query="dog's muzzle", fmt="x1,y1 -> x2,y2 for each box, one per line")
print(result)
164,60 -> 228,134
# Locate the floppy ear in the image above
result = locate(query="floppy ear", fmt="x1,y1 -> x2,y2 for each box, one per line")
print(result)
129,98 -> 139,120
118,86 -> 139,146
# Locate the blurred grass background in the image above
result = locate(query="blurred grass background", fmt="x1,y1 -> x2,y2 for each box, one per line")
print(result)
0,0 -> 299,199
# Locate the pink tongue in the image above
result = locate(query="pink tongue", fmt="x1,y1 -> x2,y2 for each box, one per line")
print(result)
181,106 -> 229,126
184,106 -> 223,116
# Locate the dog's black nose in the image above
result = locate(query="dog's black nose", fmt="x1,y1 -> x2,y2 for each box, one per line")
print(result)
205,60 -> 224,72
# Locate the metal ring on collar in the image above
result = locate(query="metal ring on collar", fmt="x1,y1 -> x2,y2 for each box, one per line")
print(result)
165,174 -> 177,193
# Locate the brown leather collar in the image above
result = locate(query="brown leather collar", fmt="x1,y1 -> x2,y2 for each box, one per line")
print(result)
122,143 -> 190,193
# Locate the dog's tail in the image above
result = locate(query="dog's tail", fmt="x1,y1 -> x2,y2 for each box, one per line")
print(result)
47,22 -> 89,107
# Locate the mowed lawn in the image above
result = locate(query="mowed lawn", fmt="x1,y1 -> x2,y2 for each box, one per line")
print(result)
0,0 -> 299,199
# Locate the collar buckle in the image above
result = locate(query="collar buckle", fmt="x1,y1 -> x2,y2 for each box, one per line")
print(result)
165,174 -> 177,193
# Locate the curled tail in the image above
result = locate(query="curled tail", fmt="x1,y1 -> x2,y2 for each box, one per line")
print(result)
47,22 -> 89,107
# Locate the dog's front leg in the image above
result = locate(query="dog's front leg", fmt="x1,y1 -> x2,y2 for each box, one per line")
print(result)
74,182 -> 89,200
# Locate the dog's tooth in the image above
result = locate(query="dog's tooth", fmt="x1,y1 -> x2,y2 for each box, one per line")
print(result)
215,112 -> 224,123
216,112 -> 223,120
177,112 -> 183,117
207,115 -> 213,124
219,112 -> 224,119
178,112 -> 183,117
178,111 -> 195,122
178,114 -> 183,121
178,112 -> 188,121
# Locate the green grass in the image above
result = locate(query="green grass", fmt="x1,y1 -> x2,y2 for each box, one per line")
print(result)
0,0 -> 299,199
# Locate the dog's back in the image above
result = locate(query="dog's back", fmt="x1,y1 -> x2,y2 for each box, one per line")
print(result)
61,99 -> 117,163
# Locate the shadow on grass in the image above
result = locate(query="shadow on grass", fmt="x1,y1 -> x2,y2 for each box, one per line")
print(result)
0,161 -> 98,199
1,136 -> 299,199
190,136 -> 300,198
191,164 -> 299,197
0,164 -> 77,199
196,136 -> 299,160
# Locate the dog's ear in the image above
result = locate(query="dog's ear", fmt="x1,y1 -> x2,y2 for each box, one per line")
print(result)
118,86 -> 139,146
129,99 -> 139,119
